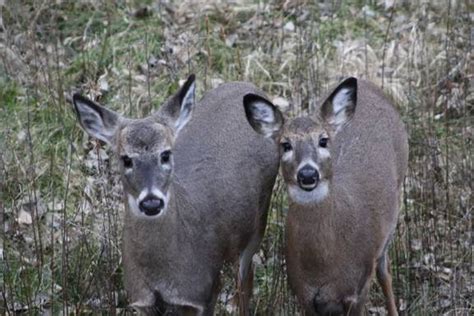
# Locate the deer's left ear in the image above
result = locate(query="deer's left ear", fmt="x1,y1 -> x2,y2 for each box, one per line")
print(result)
156,74 -> 196,135
321,77 -> 357,133
72,94 -> 122,146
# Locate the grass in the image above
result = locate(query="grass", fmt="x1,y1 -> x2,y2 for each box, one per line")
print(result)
1,0 -> 472,315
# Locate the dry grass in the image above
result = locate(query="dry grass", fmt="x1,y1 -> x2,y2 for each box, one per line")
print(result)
0,0 -> 472,315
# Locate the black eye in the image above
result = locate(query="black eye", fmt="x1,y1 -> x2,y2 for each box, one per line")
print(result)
281,142 -> 292,152
161,150 -> 171,164
121,155 -> 133,168
319,137 -> 329,148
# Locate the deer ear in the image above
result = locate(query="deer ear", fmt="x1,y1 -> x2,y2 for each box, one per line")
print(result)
243,93 -> 283,139
156,74 -> 196,135
321,77 -> 357,133
72,94 -> 121,146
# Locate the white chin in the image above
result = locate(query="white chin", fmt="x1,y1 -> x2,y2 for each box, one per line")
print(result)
300,184 -> 317,191
288,181 -> 329,205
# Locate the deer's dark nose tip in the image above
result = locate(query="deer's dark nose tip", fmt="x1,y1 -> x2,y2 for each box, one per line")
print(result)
139,196 -> 164,216
297,165 -> 319,191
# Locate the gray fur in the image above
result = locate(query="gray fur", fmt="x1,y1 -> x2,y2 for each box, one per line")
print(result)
73,79 -> 279,315
73,94 -> 121,146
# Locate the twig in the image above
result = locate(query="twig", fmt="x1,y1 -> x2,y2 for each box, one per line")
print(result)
381,2 -> 396,90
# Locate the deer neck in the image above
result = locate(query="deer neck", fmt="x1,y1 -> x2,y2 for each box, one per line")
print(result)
288,181 -> 339,248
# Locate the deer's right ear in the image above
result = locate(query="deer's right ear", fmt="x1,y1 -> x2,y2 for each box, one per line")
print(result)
156,74 -> 196,135
72,94 -> 121,146
243,93 -> 283,139
320,77 -> 357,133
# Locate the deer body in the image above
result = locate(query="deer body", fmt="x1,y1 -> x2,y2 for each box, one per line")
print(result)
244,78 -> 408,315
73,77 -> 279,315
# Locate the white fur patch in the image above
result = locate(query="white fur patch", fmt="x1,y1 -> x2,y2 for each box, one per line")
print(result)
130,292 -> 156,309
281,150 -> 294,162
318,147 -> 331,159
127,187 -> 170,217
127,194 -> 140,214
328,87 -> 354,131
333,88 -> 351,113
288,181 -> 329,205
175,81 -> 195,133
162,162 -> 172,171
252,101 -> 275,123
251,101 -> 280,138
299,182 -> 317,191
297,159 -> 318,171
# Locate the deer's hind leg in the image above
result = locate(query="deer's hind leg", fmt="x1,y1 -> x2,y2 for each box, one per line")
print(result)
236,191 -> 271,316
237,234 -> 260,316
376,250 -> 398,316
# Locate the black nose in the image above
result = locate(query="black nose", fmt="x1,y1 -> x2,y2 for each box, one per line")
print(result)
139,196 -> 164,216
297,165 -> 319,190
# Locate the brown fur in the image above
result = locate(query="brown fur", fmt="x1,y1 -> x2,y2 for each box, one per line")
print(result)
244,78 -> 408,316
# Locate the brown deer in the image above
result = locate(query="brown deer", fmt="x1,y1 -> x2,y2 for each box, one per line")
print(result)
72,75 -> 280,315
244,77 -> 408,315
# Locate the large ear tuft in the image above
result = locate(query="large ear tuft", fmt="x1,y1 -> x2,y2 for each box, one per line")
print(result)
156,74 -> 196,134
72,94 -> 121,146
321,77 -> 357,133
243,93 -> 283,139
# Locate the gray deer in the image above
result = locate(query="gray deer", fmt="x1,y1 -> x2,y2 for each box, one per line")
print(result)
72,75 -> 279,315
244,77 -> 408,315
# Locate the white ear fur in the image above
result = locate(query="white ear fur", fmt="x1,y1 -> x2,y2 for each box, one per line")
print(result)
174,80 -> 195,133
321,77 -> 357,133
250,101 -> 277,137
328,88 -> 354,129
244,94 -> 283,139
73,95 -> 120,145
155,74 -> 196,135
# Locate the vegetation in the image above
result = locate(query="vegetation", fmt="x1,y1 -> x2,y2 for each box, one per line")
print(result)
1,0 -> 471,314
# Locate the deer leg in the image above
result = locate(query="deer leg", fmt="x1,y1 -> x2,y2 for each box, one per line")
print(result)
202,275 -> 221,316
345,297 -> 368,316
237,232 -> 261,316
237,262 -> 254,316
376,252 -> 398,316
344,284 -> 370,316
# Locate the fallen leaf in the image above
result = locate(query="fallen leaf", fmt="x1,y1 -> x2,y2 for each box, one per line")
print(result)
284,21 -> 295,32
17,209 -> 32,225
273,96 -> 290,112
